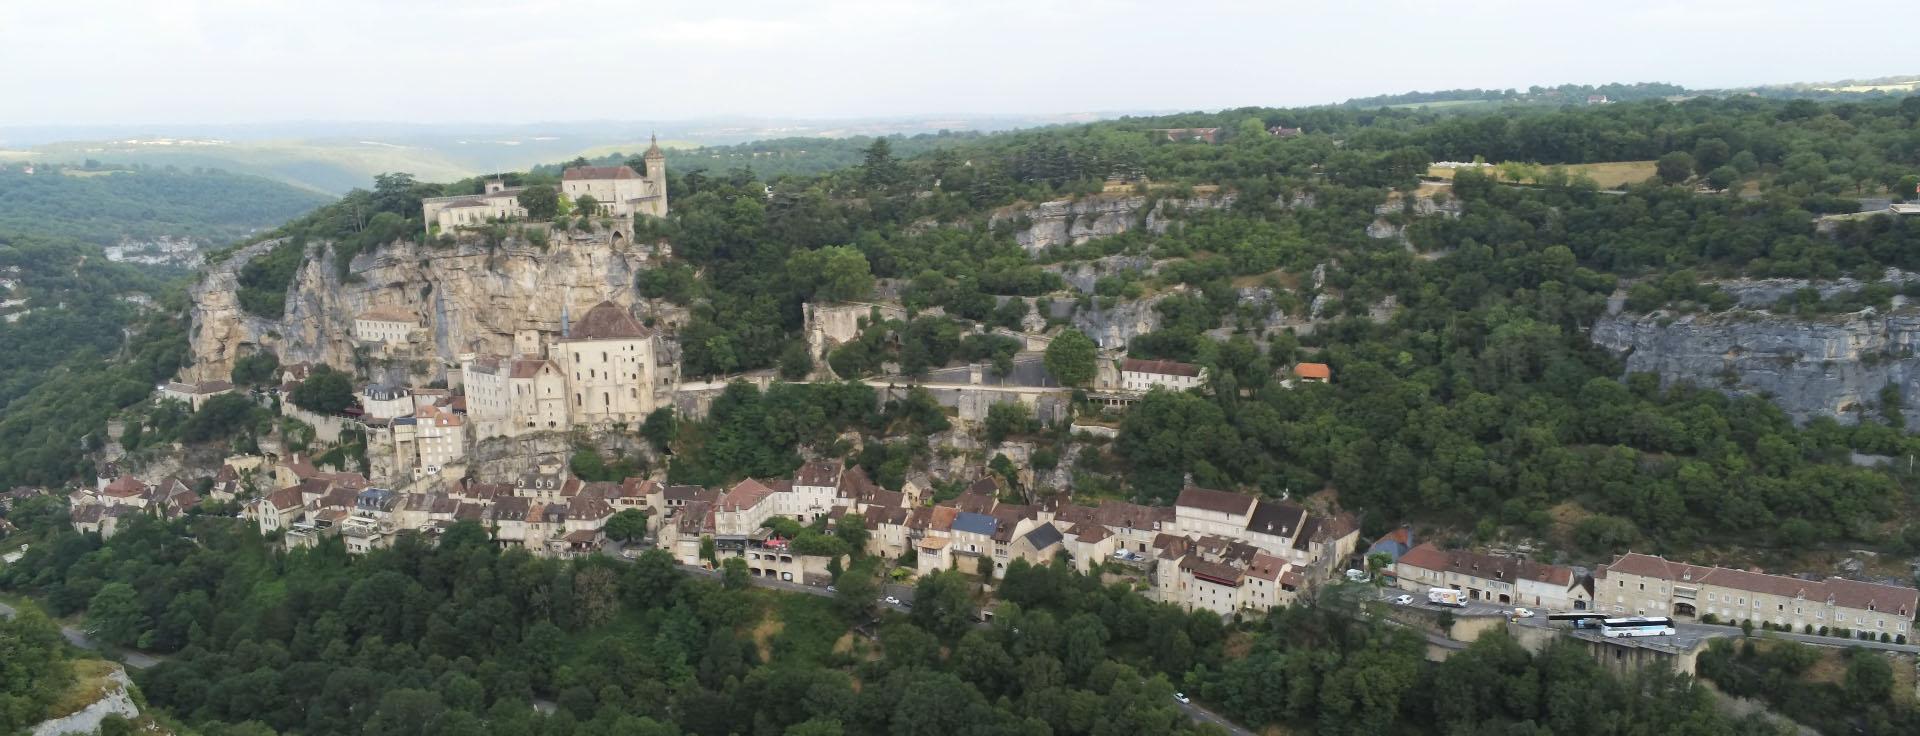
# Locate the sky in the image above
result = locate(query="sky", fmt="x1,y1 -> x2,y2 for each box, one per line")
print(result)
1,0 -> 1913,127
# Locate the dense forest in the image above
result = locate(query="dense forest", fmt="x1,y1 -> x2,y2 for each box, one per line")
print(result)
0,507 -> 1809,736
0,165 -> 329,245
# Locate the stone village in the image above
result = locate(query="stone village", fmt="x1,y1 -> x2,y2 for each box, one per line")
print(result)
46,155 -> 1920,681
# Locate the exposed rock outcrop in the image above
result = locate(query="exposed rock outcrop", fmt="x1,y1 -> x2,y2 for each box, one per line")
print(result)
186,229 -> 672,384
1708,268 -> 1920,309
1043,254 -> 1158,294
1071,294 -> 1168,350
30,664 -> 139,736
989,192 -> 1236,254
1592,308 -> 1920,425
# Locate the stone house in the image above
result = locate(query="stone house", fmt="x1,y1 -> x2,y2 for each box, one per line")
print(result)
1394,543 -> 1592,611
1595,552 -> 1917,638
1119,358 -> 1206,393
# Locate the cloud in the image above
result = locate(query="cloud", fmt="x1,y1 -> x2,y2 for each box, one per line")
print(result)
0,0 -> 1913,126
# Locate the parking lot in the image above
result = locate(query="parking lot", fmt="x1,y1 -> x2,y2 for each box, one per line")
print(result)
1374,587 -> 1525,618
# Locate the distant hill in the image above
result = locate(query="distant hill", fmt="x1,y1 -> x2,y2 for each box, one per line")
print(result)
1340,75 -> 1920,109
0,164 -> 331,246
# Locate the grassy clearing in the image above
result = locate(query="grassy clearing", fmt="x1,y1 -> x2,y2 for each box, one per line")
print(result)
1426,160 -> 1657,189
45,659 -> 122,719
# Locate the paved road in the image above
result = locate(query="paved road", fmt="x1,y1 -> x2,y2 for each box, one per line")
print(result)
1176,697 -> 1253,736
0,600 -> 163,669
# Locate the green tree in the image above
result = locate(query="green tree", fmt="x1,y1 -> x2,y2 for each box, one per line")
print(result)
722,556 -> 750,590
911,569 -> 975,640
605,509 -> 650,543
1044,329 -> 1098,387
1843,651 -> 1893,705
835,514 -> 869,554
288,364 -> 355,414
789,245 -> 875,303
1656,151 -> 1695,184
576,194 -> 601,216
860,138 -> 905,192
518,185 -> 559,220
983,402 -> 1031,445
87,582 -> 148,647
779,341 -> 814,380
230,352 -> 280,387
642,407 -> 677,453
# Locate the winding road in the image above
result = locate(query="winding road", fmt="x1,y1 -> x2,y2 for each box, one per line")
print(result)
0,599 -> 163,669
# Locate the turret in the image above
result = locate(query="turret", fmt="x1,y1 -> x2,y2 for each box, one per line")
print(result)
644,134 -> 668,216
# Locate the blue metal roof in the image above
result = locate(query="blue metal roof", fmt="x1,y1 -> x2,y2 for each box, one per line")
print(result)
951,511 -> 998,536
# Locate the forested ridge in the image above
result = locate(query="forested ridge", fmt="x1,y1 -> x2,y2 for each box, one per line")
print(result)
0,165 -> 329,245
141,92 -> 1920,559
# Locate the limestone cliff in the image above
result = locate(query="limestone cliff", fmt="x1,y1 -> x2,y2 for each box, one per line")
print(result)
1591,308 -> 1920,425
988,191 -> 1237,254
186,229 -> 673,384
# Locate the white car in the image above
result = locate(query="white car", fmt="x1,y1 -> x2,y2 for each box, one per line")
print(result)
1173,692 -> 1191,705
620,549 -> 641,559
884,596 -> 901,606
1512,607 -> 1536,618
1392,594 -> 1414,606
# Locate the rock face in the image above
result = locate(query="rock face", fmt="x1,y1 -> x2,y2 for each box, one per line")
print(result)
1708,268 -> 1920,309
1591,309 -> 1920,425
30,664 -> 139,736
989,192 -> 1236,254
1044,254 -> 1158,294
1072,294 -> 1168,350
186,229 -> 671,384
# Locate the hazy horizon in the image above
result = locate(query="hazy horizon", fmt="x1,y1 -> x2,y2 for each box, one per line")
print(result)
4,1 -> 1915,129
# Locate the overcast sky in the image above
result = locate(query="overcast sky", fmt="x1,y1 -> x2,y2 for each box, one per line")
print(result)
2,0 -> 1912,127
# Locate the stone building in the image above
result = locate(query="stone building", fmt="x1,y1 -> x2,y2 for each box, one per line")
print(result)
461,300 -> 672,437
420,139 -> 667,232
1394,542 -> 1593,611
1119,358 -> 1206,392
557,301 -> 662,426
560,140 -> 668,218
352,308 -> 421,346
421,179 -> 529,232
391,405 -> 466,476
1595,552 -> 1917,638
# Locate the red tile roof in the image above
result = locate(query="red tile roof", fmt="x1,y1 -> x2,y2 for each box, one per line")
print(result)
1598,552 -> 1918,617
1293,362 -> 1331,380
563,301 -> 652,341
562,165 -> 639,181
719,478 -> 778,511
1398,543 -> 1574,586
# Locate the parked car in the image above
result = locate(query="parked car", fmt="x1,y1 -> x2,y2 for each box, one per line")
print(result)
1344,569 -> 1369,582
1513,607 -> 1536,618
1392,594 -> 1414,606
883,596 -> 901,605
620,549 -> 641,559
826,585 -> 837,593
1173,693 -> 1191,705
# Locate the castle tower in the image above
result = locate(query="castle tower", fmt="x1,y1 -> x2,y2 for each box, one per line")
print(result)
644,134 -> 668,217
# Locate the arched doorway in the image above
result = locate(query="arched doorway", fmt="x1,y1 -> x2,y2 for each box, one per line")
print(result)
1674,602 -> 1697,618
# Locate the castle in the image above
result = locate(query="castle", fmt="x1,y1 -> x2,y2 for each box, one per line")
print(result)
459,301 -> 678,439
420,138 -> 668,232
